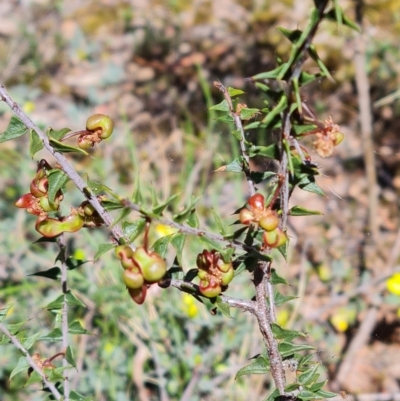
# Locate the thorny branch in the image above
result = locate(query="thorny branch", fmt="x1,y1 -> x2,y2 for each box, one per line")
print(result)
213,81 -> 256,197
0,84 -> 124,243
0,323 -> 63,400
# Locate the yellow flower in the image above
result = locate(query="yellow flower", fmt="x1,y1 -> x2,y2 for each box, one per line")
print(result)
387,273 -> 400,296
277,309 -> 289,327
182,293 -> 198,318
154,224 -> 177,238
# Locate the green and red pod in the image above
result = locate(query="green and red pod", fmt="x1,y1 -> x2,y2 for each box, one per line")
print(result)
128,285 -> 147,305
132,247 -> 167,284
35,209 -> 85,237
123,268 -> 144,290
247,193 -> 265,212
199,276 -> 222,298
86,114 -> 114,139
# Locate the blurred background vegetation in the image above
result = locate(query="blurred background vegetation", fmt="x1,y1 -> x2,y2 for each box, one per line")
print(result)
1,0 -> 400,400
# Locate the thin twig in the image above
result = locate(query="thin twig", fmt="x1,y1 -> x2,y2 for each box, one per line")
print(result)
121,198 -> 262,255
0,323 -> 63,400
213,81 -> 256,197
254,262 -> 286,395
167,278 -> 255,314
353,0 -> 378,240
58,234 -> 70,400
0,84 -> 124,242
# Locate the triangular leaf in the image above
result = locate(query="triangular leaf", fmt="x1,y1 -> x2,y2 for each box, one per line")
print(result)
215,297 -> 232,318
69,321 -> 90,335
66,346 -> 77,369
153,193 -> 179,215
212,209 -> 227,236
298,364 -> 319,386
28,267 -> 61,281
279,342 -> 315,358
298,178 -> 325,196
47,169 -> 69,204
228,87 -> 245,97
0,116 -> 27,143
94,243 -> 115,261
49,138 -> 89,155
240,107 -> 260,121
66,257 -> 88,270
270,269 -> 288,285
171,233 -> 185,265
248,144 -> 279,159
48,127 -> 71,141
70,391 -> 95,401
9,357 -> 30,382
0,304 -> 14,322
101,199 -> 123,211
122,218 -> 147,242
235,354 -> 270,379
40,328 -> 63,342
215,157 -> 244,173
312,389 -> 337,398
24,370 -> 43,386
23,331 -> 42,349
290,206 -> 322,216
274,292 -> 296,307
85,174 -> 115,197
29,130 -> 43,157
151,235 -> 172,259
271,323 -> 306,341
209,100 -> 230,112
65,291 -> 86,308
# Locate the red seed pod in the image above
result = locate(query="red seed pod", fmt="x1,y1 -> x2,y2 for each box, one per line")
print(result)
128,285 -> 147,305
259,210 -> 279,232
247,193 -> 265,212
199,276 -> 222,298
239,208 -> 255,225
132,247 -> 167,284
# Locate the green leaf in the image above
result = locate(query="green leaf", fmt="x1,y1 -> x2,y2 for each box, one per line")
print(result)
217,115 -> 234,124
279,342 -> 315,358
49,138 -> 89,155
299,71 -> 320,86
217,157 -> 244,173
248,144 -> 279,159
70,391 -> 95,401
29,268 -> 61,281
5,322 -> 25,335
45,295 -> 64,310
240,107 -> 260,120
228,87 -> 244,97
173,197 -> 200,223
263,387 -> 280,401
209,99 -> 230,112
231,129 -> 242,141
0,116 -> 27,143
66,257 -> 87,270
312,389 -> 337,398
290,206 -> 322,216
85,175 -> 115,196
274,292 -> 296,307
153,193 -> 179,215
298,364 -> 319,386
277,27 -> 302,43
46,366 -> 66,382
308,44 -> 333,81
187,209 -> 199,228
310,379 -> 327,392
65,291 -> 86,308
324,9 -> 361,32
21,331 -> 42,350
298,177 -> 325,196
235,354 -> 270,379
299,353 -> 317,368
219,247 -> 235,264
249,171 -> 276,184
151,235 -> 172,259
261,95 -> 287,127
66,346 -> 77,369
252,65 -> 285,80
293,124 -> 317,135
212,209 -> 227,236
47,169 -> 69,204
215,297 -> 232,318
94,243 -> 115,261
245,121 -> 261,130
40,328 -> 63,342
271,323 -> 306,341
69,321 -> 90,335
0,304 -> 14,322
48,127 -> 71,141
296,389 -> 322,400
29,130 -> 43,157
9,357 -> 30,382
171,233 -> 185,265
101,199 -> 123,211
25,370 -> 43,386
122,218 -> 146,242
270,269 -> 287,285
